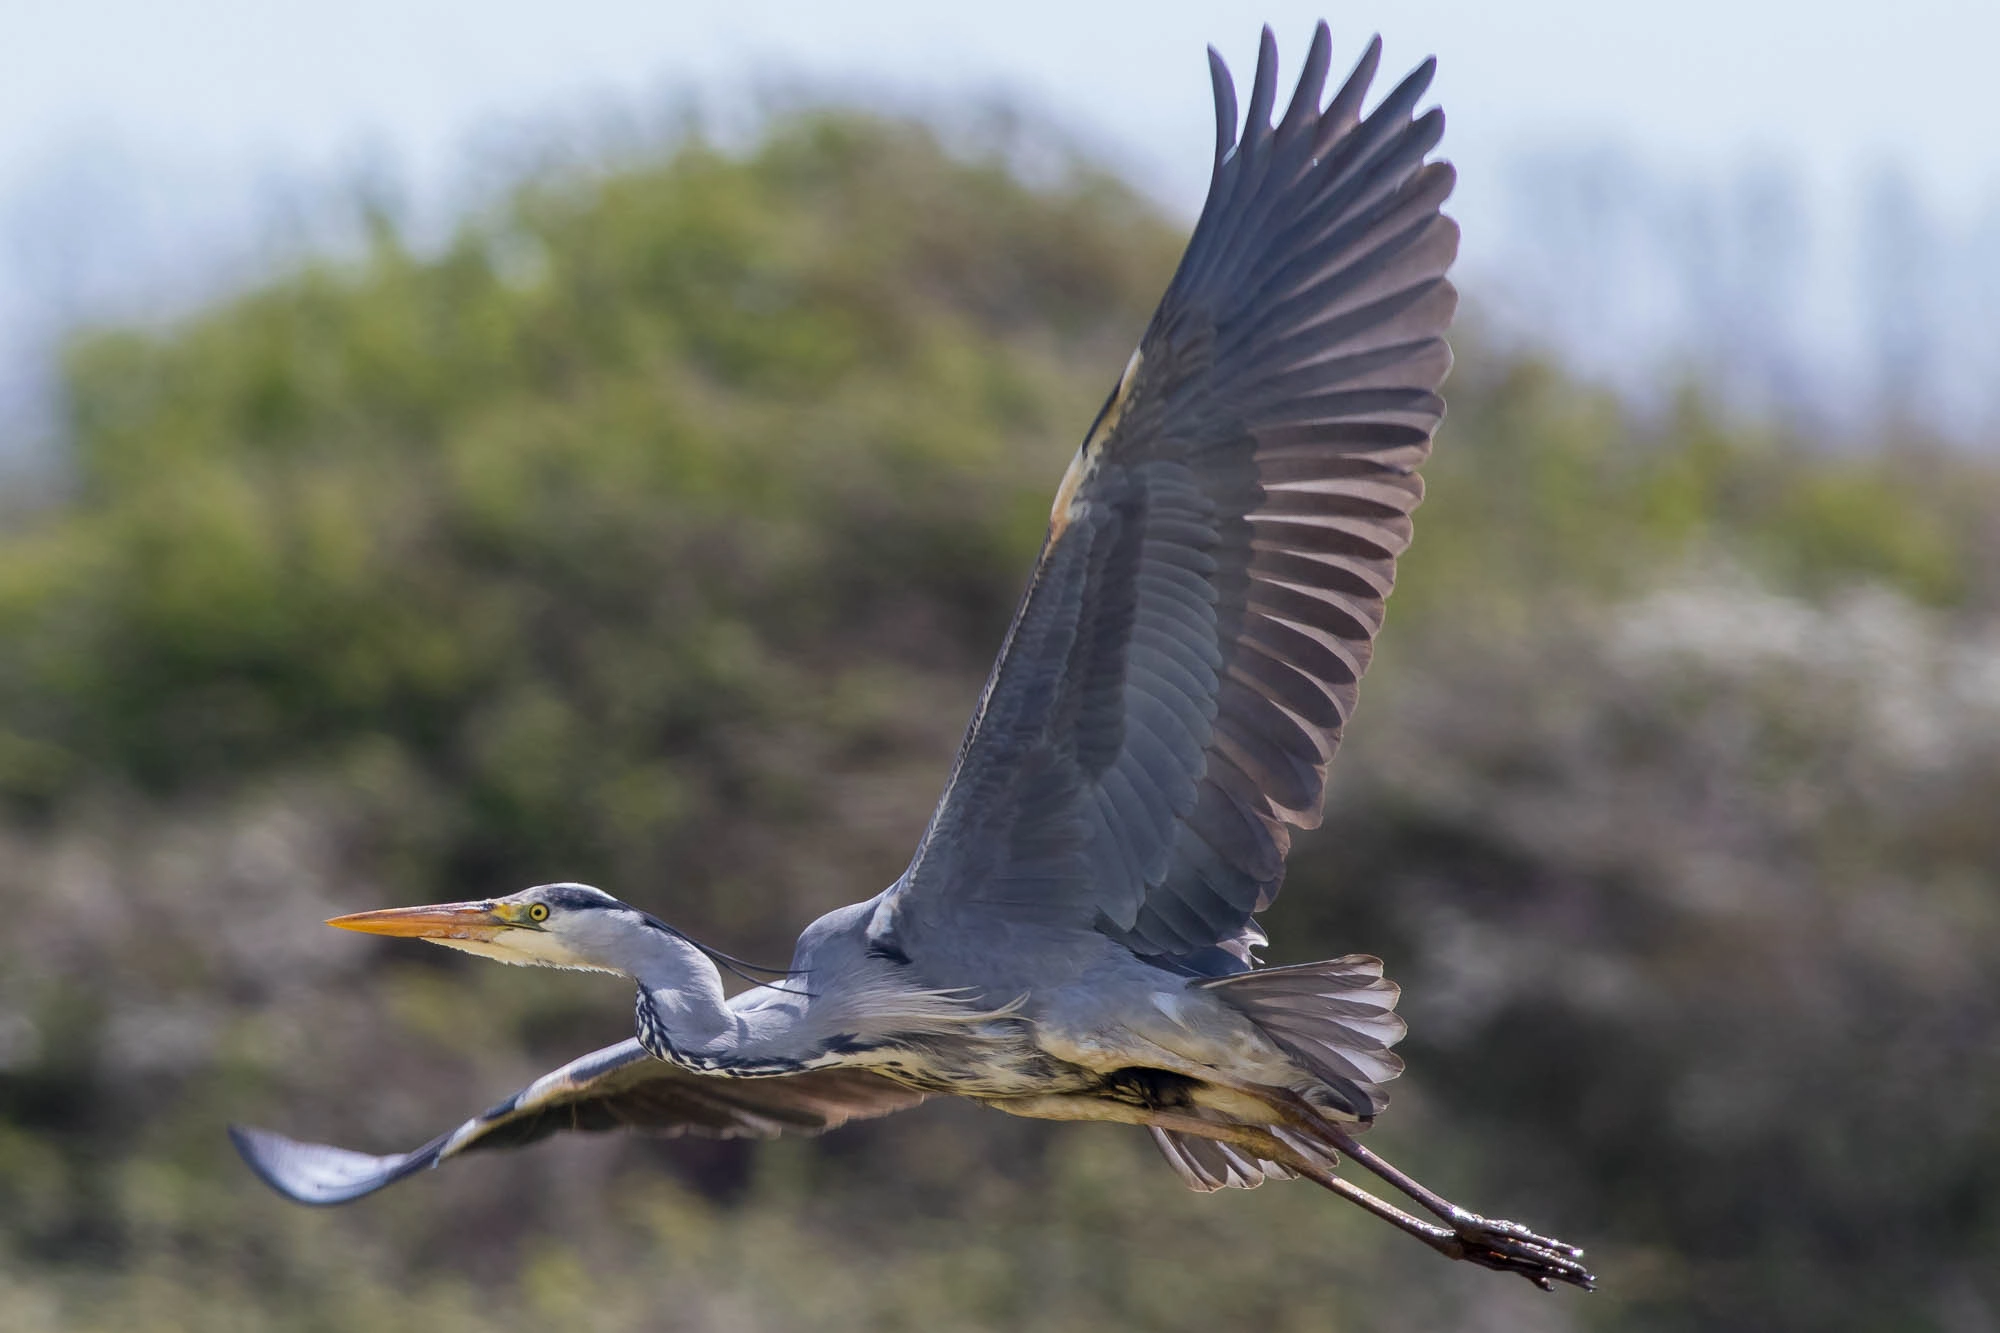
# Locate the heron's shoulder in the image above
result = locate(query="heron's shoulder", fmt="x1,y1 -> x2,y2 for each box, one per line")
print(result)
789,899 -> 878,968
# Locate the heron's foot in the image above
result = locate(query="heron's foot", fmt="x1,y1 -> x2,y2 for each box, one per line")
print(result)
1444,1210 -> 1594,1291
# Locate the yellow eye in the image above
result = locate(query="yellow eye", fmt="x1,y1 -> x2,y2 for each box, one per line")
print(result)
528,903 -> 550,922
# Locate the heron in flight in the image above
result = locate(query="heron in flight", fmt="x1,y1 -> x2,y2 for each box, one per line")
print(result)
232,23 -> 1592,1291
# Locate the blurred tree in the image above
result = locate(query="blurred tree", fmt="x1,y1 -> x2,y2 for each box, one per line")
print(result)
1,108 -> 1997,1333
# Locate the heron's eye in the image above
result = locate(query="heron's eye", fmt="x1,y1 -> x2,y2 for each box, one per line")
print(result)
528,903 -> 550,923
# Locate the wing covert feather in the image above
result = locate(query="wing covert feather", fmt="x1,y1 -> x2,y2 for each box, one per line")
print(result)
876,23 -> 1457,971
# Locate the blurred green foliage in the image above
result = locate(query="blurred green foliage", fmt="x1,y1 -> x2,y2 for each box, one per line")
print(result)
2,110 -> 1998,1332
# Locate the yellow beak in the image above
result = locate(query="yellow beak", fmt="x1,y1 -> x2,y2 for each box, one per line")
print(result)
326,901 -> 516,941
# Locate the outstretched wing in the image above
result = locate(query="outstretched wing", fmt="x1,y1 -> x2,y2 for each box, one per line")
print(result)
231,1039 -> 927,1205
874,24 -> 1456,971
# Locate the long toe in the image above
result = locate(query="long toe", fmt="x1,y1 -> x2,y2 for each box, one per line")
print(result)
1451,1215 -> 1595,1291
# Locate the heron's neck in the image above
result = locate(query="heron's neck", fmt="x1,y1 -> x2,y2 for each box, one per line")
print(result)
599,925 -> 736,1058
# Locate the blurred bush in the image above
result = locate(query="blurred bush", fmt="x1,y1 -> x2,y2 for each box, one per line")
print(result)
1,110 -> 1997,1332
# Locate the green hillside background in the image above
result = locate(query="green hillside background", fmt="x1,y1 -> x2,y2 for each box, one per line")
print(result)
1,112 -> 1996,1332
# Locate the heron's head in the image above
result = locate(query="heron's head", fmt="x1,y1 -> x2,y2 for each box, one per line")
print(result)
327,882 -> 657,975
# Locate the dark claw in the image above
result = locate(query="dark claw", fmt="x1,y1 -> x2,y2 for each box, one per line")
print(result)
1450,1212 -> 1595,1291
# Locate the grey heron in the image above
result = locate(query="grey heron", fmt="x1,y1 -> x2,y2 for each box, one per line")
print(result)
232,22 -> 1594,1292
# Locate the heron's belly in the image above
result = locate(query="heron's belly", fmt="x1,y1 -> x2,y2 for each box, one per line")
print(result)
849,1021 -> 1254,1110
854,1028 -> 1097,1099
863,1034 -> 1270,1131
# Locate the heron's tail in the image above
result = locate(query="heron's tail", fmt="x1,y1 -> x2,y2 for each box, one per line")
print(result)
1197,955 -> 1407,1119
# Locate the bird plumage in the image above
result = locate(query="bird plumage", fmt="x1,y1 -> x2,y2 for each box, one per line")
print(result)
231,23 -> 1593,1292
230,1039 -> 928,1206
871,25 -> 1456,977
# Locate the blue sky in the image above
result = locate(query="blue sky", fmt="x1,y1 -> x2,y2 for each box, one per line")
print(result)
6,0 -> 1999,442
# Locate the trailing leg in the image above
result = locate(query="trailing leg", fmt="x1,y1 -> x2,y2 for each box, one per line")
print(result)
1267,1096 -> 1595,1291
1137,1107 -> 1593,1291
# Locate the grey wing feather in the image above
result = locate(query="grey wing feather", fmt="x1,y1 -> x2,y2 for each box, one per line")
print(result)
1150,1126 -> 1297,1192
876,23 -> 1456,971
231,1039 -> 927,1205
229,1124 -> 449,1205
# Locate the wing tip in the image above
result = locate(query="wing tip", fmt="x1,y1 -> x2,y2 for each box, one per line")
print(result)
1207,45 -> 1240,165
1245,26 -> 1282,137
230,1123 -> 309,1203
229,1122 -> 432,1207
1395,55 -> 1441,113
